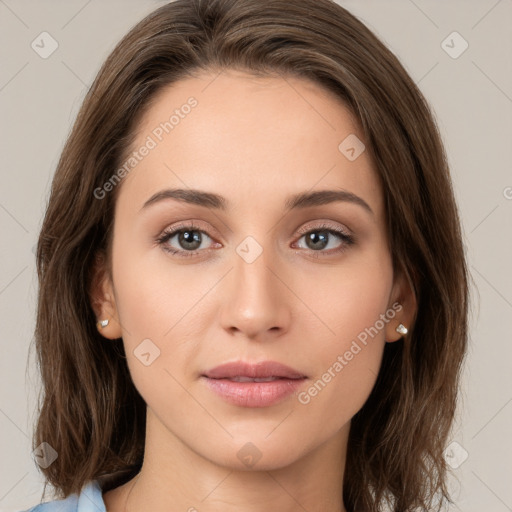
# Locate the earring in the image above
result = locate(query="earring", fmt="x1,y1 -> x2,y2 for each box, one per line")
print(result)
97,319 -> 109,329
395,323 -> 408,335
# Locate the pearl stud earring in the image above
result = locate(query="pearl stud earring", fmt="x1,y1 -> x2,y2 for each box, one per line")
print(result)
395,323 -> 408,335
97,319 -> 109,329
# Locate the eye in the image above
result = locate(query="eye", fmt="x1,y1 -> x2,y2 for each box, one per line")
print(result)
293,222 -> 355,257
156,222 -> 217,258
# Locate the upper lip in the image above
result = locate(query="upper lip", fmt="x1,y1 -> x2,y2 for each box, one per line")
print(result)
203,361 -> 307,379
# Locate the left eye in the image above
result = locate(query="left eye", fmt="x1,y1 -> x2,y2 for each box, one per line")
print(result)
294,227 -> 353,253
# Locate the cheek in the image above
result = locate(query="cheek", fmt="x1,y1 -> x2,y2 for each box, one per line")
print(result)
112,238 -> 207,343
294,300 -> 390,439
110,244 -> 193,388
292,250 -> 393,418
295,246 -> 393,347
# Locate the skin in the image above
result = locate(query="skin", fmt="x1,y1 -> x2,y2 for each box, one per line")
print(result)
92,68 -> 415,512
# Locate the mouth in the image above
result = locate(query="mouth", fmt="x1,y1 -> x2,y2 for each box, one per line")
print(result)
201,360 -> 307,407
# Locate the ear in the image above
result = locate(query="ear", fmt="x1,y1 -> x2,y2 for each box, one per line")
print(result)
384,266 -> 417,343
89,251 -> 123,340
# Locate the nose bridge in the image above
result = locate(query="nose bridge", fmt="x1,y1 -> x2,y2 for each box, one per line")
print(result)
218,233 -> 290,338
231,216 -> 277,284
233,233 -> 279,307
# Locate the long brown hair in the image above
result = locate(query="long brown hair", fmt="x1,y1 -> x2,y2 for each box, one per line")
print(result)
32,0 -> 469,510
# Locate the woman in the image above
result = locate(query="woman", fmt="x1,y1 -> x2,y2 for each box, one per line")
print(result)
23,0 -> 468,510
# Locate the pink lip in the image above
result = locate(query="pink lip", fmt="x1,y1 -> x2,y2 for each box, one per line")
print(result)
201,361 -> 307,408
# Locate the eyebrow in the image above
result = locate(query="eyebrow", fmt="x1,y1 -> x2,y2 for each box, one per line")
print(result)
140,188 -> 373,215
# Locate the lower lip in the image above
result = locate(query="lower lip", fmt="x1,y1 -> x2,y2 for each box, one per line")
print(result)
202,377 -> 306,407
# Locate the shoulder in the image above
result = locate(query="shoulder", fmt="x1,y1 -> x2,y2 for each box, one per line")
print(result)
19,480 -> 105,512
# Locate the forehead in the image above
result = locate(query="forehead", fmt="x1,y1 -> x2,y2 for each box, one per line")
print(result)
117,69 -> 383,219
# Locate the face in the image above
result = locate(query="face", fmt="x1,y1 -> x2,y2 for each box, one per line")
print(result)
93,69 -> 411,472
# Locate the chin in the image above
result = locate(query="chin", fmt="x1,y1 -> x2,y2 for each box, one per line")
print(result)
199,433 -> 310,472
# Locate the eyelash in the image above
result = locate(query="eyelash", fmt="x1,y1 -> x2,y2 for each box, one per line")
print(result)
155,221 -> 355,259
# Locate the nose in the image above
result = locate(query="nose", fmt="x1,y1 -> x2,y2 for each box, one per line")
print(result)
218,242 -> 292,341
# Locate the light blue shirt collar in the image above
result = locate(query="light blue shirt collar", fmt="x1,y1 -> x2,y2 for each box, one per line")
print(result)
24,479 -> 106,512
76,480 -> 106,512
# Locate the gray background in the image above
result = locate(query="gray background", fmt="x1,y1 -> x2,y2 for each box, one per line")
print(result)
1,0 -> 511,510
